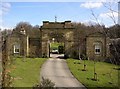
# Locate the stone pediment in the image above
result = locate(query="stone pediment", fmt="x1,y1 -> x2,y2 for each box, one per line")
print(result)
87,32 -> 106,37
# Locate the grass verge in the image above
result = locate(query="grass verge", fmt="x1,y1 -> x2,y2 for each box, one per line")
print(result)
8,57 -> 47,87
67,59 -> 119,88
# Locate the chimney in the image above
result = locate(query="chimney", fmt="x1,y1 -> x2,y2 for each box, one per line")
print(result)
64,21 -> 71,28
43,21 -> 49,26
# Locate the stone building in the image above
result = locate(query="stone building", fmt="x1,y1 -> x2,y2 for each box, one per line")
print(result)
109,38 -> 120,64
5,21 -> 110,61
86,32 -> 110,61
6,27 -> 41,58
40,21 -> 75,57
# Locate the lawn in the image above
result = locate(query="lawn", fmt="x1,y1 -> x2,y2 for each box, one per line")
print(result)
8,57 -> 47,87
67,59 -> 120,88
50,42 -> 64,50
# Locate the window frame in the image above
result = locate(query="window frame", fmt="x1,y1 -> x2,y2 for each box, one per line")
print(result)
14,44 -> 20,54
94,43 -> 101,55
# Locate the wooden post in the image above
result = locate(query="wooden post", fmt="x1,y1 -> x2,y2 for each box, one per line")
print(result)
93,58 -> 97,80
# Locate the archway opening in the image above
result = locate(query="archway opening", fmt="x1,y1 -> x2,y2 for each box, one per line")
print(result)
49,38 -> 65,58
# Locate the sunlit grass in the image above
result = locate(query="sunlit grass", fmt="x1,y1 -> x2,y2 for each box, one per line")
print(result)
9,57 -> 47,87
67,59 -> 119,88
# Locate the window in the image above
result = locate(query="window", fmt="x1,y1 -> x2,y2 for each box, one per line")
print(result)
95,44 -> 101,54
14,44 -> 20,53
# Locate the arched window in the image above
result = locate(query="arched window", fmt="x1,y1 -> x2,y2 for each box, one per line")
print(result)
14,44 -> 20,53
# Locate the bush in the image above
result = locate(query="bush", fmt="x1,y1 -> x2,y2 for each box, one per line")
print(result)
58,46 -> 64,54
33,77 -> 55,89
42,53 -> 47,58
72,51 -> 79,59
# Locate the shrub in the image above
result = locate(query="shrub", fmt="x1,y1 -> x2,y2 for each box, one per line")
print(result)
33,77 -> 55,89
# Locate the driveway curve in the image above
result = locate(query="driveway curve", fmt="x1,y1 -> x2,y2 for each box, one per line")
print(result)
40,54 -> 86,88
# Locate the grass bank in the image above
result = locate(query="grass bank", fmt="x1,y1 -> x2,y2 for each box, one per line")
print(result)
67,59 -> 119,88
8,57 -> 47,87
50,42 -> 64,50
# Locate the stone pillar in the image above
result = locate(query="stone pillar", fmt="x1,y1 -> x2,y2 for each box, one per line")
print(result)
41,40 -> 48,58
47,40 -> 50,58
26,36 -> 29,57
64,31 -> 74,58
41,30 -> 49,58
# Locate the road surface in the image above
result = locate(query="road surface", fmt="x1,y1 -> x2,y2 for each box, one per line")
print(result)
40,54 -> 86,88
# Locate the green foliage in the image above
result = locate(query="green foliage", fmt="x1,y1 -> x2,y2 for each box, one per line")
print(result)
42,53 -> 47,58
9,58 -> 47,87
72,51 -> 79,59
67,59 -> 119,88
2,50 -> 14,87
58,45 -> 64,54
50,42 -> 64,52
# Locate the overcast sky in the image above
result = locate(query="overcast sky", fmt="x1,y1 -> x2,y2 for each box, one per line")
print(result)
0,0 -> 119,30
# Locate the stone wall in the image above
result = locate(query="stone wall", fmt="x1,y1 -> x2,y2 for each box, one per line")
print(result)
86,32 -> 109,61
5,21 -> 111,60
41,21 -> 75,58
6,32 -> 27,57
6,28 -> 42,58
29,38 -> 41,57
64,31 -> 74,58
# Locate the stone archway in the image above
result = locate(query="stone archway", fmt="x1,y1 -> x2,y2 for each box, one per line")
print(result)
40,21 -> 75,58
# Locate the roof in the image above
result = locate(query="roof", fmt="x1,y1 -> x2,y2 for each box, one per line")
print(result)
41,21 -> 75,29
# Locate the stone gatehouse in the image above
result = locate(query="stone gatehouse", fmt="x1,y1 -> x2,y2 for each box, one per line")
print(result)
5,21 -> 110,61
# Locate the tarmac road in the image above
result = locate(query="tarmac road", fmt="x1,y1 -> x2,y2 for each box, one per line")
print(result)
40,54 -> 86,88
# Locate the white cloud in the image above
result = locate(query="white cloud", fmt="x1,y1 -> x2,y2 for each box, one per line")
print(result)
0,2 -> 11,16
100,12 -> 118,18
0,25 -> 13,30
1,2 -> 11,14
80,0 -> 118,9
99,12 -> 118,26
0,3 -> 11,30
83,0 -> 118,3
81,20 -> 104,26
0,0 -> 106,2
80,2 -> 103,9
0,10 -> 2,16
2,0 -> 119,2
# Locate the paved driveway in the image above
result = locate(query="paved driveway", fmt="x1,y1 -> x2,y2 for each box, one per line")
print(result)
40,54 -> 86,88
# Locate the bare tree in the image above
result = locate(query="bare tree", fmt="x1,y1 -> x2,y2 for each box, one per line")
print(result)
14,22 -> 33,35
1,22 -> 33,87
89,1 -> 119,82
